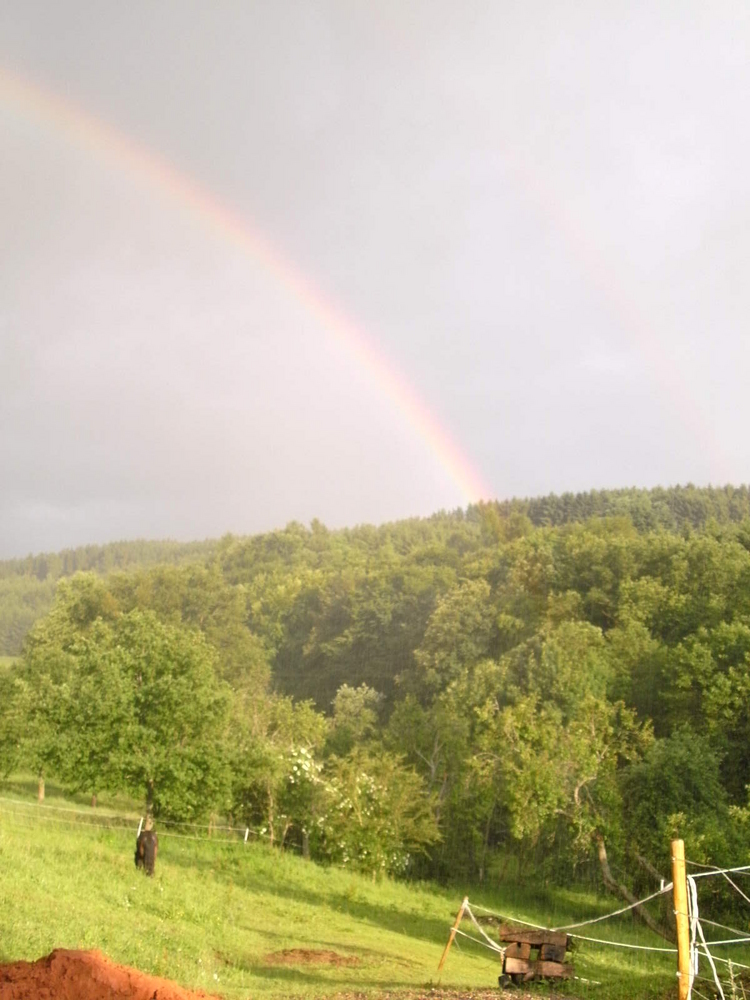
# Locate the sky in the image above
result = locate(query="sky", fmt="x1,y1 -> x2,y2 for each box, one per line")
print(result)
1,1 -> 749,558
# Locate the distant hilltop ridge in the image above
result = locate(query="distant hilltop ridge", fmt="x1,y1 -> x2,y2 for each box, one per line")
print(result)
3,482 -> 750,578
1,482 -> 749,659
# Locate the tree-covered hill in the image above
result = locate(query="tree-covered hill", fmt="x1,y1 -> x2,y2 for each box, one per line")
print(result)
3,484 -> 748,658
4,482 -> 750,898
495,482 -> 750,531
0,537 -> 220,582
0,538 -> 218,655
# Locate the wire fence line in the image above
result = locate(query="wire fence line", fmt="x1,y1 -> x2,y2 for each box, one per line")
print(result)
0,797 -> 377,869
462,893 -> 678,957
694,950 -> 750,971
568,933 -> 676,953
697,916 -> 750,938
554,884 -> 673,931
470,883 -> 673,934
469,901 -> 550,931
686,856 -> 750,911
0,795 -> 140,821
464,903 -> 508,956
1,811 -> 137,833
0,795 -> 298,850
3,796 -> 436,878
682,857 -> 750,1000
456,871 -> 750,1000
0,813 -> 257,846
0,811 -> 252,845
0,794 -> 253,832
686,861 -> 750,880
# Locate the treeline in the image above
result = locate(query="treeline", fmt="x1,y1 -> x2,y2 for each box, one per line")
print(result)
0,538 -> 217,654
3,485 -> 750,891
495,482 -> 750,532
3,484 -> 749,657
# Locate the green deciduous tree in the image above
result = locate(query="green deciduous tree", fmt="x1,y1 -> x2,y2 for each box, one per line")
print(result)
619,726 -> 748,912
413,579 -> 496,695
24,608 -> 232,818
228,693 -> 328,847
326,683 -> 382,755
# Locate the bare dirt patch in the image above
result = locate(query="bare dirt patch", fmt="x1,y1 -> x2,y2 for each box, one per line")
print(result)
263,948 -> 361,967
0,948 -> 219,1000
0,949 -> 573,1000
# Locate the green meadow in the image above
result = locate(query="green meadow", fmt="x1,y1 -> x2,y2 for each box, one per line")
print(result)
0,782 -> 685,1000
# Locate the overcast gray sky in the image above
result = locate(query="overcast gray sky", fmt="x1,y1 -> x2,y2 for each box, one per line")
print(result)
1,0 -> 748,557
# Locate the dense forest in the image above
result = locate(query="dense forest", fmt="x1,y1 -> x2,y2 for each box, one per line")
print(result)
0,538 -> 218,655
3,482 -> 750,895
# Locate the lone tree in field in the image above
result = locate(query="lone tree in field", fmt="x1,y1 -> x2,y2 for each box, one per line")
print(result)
26,607 -> 232,819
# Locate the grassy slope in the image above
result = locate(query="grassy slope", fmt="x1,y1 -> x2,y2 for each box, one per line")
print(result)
0,785 -> 681,1000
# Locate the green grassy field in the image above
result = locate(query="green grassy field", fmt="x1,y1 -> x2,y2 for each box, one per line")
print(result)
0,782 -> 687,999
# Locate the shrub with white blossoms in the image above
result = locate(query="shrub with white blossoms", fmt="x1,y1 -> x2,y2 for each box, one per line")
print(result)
314,748 -> 439,876
281,744 -> 325,842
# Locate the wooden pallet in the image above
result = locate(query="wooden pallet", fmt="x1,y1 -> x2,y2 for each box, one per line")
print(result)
496,924 -> 573,984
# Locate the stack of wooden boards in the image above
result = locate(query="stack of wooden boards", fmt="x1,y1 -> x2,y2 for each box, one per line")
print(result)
495,924 -> 573,985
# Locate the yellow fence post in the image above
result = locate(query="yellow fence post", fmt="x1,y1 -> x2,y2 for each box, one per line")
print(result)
671,838 -> 690,1000
438,896 -> 469,972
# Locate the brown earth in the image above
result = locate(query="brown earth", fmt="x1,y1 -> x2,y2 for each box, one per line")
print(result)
0,949 -> 220,1000
0,948 -> 567,1000
263,948 -> 361,967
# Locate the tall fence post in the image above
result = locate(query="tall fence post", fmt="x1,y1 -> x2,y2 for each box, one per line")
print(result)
438,896 -> 468,973
672,838 -> 690,1000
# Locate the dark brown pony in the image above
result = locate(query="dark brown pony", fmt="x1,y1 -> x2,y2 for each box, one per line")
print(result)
135,821 -> 158,876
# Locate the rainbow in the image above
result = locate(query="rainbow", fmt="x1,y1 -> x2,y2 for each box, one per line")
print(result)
0,65 -> 491,505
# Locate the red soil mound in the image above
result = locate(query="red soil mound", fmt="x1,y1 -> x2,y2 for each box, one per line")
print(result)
0,949 -> 220,1000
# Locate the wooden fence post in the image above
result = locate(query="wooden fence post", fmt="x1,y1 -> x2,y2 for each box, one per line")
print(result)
438,896 -> 468,972
671,838 -> 690,1000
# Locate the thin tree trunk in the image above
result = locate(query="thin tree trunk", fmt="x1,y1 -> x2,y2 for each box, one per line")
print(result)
636,852 -> 667,885
479,808 -> 494,884
267,782 -> 275,847
91,794 -> 97,809
596,834 -> 675,942
635,853 -> 673,931
37,773 -> 44,803
302,830 -> 310,859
